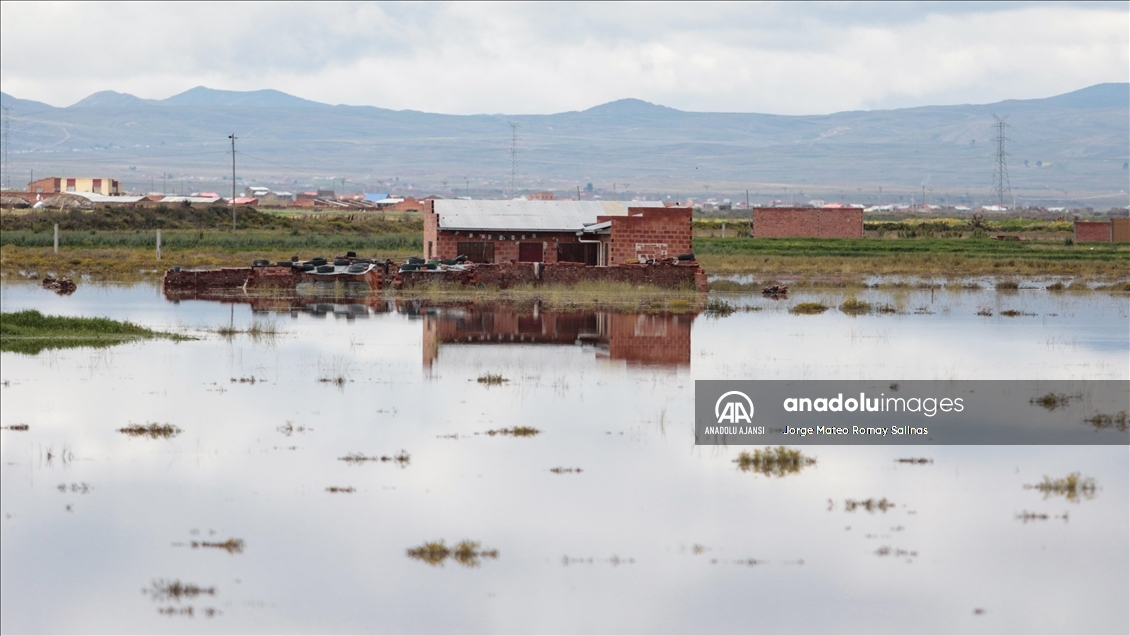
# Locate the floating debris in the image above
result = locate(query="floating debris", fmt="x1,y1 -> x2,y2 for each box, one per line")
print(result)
118,423 -> 182,439
976,308 -> 993,317
734,446 -> 816,477
326,486 -> 356,493
1026,473 -> 1097,502
896,458 -> 933,464
338,450 -> 410,466
277,421 -> 308,436
230,377 -> 262,384
476,373 -> 508,385
57,483 -> 90,493
41,275 -> 77,295
484,426 -> 541,437
1,424 -> 29,431
549,467 -> 582,474
188,538 -> 245,554
844,498 -> 896,513
406,540 -> 499,568
1000,309 -> 1036,317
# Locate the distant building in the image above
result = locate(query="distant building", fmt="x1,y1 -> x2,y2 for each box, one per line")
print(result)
528,191 -> 555,201
28,177 -> 122,196
752,207 -> 863,239
422,200 -> 688,265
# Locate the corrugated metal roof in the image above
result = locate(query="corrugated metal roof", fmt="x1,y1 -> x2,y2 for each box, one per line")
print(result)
434,200 -> 665,231
69,192 -> 146,203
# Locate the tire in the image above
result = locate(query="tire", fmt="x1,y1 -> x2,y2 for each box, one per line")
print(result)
316,265 -> 335,273
253,259 -> 270,266
302,264 -> 315,271
333,258 -> 350,266
311,257 -> 327,266
407,257 -> 425,265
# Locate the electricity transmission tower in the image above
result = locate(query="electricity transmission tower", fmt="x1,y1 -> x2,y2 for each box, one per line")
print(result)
2,105 -> 10,190
508,121 -> 519,197
991,114 -> 1012,208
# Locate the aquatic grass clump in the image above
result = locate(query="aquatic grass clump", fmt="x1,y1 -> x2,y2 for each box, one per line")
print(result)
1,309 -> 189,354
839,297 -> 872,315
339,450 -> 410,466
326,486 -> 356,493
485,426 -> 541,437
406,540 -> 499,568
733,446 -> 816,477
146,579 -> 216,602
1026,472 -> 1097,503
788,302 -> 828,315
844,498 -> 896,513
1029,392 -> 1080,411
119,423 -> 182,439
1082,411 -> 1127,432
477,373 -> 508,385
2,424 -> 30,431
549,467 -> 583,474
704,298 -> 737,316
191,538 -> 245,554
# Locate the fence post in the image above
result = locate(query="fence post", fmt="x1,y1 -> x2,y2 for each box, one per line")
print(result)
54,223 -> 59,253
156,229 -> 162,260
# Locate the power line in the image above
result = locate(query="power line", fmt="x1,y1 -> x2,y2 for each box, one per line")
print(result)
991,114 -> 1012,208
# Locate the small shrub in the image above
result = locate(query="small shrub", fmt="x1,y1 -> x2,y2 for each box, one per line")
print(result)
734,446 -> 816,477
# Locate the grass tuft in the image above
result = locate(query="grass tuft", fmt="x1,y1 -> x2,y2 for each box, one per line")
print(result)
734,446 -> 816,477
476,373 -> 508,385
1026,472 -> 1097,502
406,539 -> 499,568
485,426 -> 541,437
839,297 -> 872,315
118,422 -> 182,439
789,302 -> 829,315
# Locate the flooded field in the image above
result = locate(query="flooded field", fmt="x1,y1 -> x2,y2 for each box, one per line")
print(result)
1,282 -> 1127,634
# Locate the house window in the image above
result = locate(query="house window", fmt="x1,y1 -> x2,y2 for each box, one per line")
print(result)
518,242 -> 544,262
457,241 -> 495,263
558,243 -> 598,265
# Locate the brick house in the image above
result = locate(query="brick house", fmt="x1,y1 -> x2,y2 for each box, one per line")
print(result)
423,200 -> 691,265
28,176 -> 122,196
752,207 -> 864,238
1075,218 -> 1130,243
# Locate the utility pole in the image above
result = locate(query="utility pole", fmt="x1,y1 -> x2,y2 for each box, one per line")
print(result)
229,133 -> 237,230
508,121 -> 519,198
991,114 -> 1012,208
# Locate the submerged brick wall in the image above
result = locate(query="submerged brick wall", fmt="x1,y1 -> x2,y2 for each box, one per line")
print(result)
162,267 -> 251,291
753,208 -> 863,238
1074,221 -> 1112,243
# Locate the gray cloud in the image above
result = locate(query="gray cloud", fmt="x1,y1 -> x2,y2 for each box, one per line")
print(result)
1,1 -> 1125,114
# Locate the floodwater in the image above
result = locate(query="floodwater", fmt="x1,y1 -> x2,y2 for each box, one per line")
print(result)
1,282 -> 1127,634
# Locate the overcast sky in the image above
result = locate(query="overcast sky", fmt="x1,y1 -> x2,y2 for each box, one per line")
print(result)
1,1 -> 1126,115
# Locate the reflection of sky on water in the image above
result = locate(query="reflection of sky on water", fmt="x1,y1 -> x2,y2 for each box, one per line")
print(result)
0,283 -> 1127,634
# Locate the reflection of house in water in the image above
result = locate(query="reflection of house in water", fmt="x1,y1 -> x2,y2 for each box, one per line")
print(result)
420,306 -> 696,367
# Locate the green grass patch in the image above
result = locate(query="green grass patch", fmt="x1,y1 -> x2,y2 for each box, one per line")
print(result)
789,302 -> 829,315
0,310 -> 191,354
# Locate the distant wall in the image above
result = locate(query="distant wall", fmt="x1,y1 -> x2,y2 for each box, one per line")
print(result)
1074,221 -> 1112,243
753,207 -> 863,239
1112,218 -> 1130,243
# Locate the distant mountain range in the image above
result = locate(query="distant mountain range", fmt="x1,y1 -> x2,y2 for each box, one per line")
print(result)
1,83 -> 1126,204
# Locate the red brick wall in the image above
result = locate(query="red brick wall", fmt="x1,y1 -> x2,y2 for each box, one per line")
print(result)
1074,221 -> 1111,243
753,207 -> 863,238
601,207 -> 692,265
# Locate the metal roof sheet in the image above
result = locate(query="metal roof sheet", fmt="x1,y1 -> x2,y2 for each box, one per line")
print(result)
69,192 -> 146,203
434,200 -> 664,232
